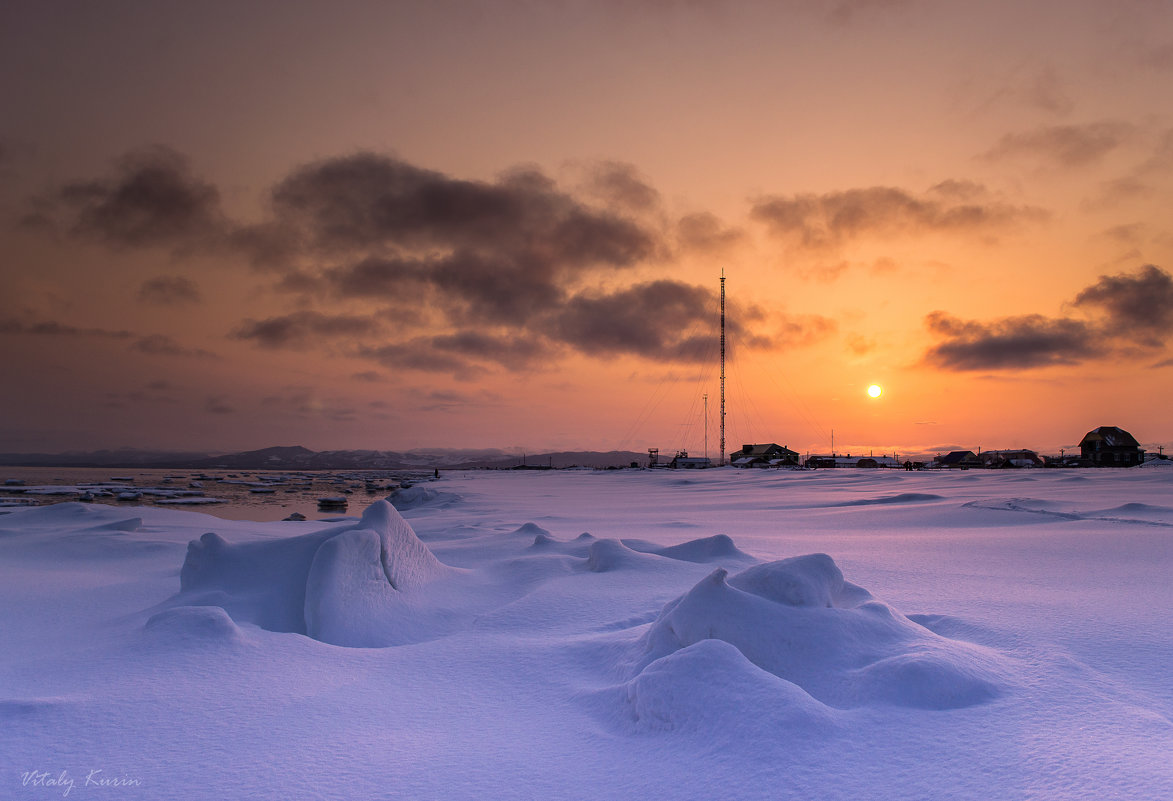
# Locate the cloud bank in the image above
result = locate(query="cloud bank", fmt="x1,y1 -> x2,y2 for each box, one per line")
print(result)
924,264 -> 1173,370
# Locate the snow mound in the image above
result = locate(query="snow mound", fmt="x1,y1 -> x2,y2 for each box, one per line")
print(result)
145,605 -> 246,647
526,529 -> 596,557
833,493 -> 944,507
347,500 -> 452,590
635,556 -> 1011,710
613,639 -> 836,734
387,485 -> 460,509
587,538 -> 659,572
179,529 -> 329,632
80,517 -> 143,533
727,553 -> 872,608
850,645 -> 1003,708
642,533 -> 754,564
176,501 -> 457,645
512,522 -> 552,539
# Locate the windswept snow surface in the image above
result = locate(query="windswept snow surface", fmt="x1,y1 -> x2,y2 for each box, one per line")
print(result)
2,469 -> 1171,800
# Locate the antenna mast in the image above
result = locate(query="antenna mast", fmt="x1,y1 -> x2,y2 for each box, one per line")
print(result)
720,270 -> 726,467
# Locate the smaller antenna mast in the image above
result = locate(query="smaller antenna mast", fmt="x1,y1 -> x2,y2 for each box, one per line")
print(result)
703,393 -> 708,462
720,270 -> 726,467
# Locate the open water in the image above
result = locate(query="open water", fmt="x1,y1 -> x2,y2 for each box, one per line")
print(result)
0,465 -> 434,522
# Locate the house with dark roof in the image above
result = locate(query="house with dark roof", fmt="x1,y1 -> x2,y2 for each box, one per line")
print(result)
1079,426 -> 1144,466
934,450 -> 983,469
980,449 -> 1043,468
729,443 -> 799,468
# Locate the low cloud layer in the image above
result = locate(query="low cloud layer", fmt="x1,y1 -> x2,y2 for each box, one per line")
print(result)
28,147 -> 836,376
924,264 -> 1173,370
0,315 -> 217,360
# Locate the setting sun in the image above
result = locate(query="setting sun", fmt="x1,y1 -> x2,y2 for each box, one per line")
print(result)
867,384 -> 883,398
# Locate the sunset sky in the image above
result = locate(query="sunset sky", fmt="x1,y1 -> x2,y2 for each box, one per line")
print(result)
3,0 -> 1172,458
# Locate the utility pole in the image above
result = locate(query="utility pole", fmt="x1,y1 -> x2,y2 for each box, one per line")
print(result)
720,270 -> 726,467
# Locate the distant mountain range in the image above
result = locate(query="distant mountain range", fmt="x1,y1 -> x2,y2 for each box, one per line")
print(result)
0,445 -> 649,471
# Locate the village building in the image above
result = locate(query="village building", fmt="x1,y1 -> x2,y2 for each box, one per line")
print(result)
933,450 -> 983,469
979,449 -> 1043,468
729,443 -> 799,468
804,454 -> 901,468
1079,426 -> 1144,466
669,451 -> 713,469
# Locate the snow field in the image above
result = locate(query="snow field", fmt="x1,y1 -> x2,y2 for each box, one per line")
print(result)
1,468 -> 1171,800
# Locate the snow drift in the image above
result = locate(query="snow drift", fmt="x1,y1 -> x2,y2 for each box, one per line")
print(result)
633,554 -> 1012,710
176,500 -> 458,646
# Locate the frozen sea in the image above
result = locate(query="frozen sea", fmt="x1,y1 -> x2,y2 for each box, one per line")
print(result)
1,466 -> 1171,800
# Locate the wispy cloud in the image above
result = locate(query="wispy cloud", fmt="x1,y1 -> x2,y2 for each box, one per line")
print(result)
981,122 -> 1132,168
230,311 -> 384,350
137,275 -> 202,305
751,183 -> 1046,250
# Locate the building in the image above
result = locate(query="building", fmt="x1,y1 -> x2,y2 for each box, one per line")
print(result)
729,443 -> 799,468
1079,426 -> 1144,466
804,454 -> 901,468
980,449 -> 1043,468
669,450 -> 713,469
934,450 -> 983,469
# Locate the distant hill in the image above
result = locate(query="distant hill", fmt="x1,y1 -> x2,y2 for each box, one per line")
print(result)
0,446 -> 648,471
447,450 -> 647,469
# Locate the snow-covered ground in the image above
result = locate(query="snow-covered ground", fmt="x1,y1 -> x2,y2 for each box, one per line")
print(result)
2,468 -> 1171,800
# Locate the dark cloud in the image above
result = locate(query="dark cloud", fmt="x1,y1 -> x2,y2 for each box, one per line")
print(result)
130,334 -> 218,359
259,152 -> 664,329
675,213 -> 743,252
551,281 -> 718,361
230,311 -> 384,350
981,122 -> 1132,167
548,280 -> 825,361
351,370 -> 384,382
0,317 -> 134,339
1071,264 -> 1173,346
264,152 -> 657,268
357,330 -> 552,378
826,0 -> 909,26
354,333 -> 534,379
584,161 -> 661,212
923,265 -> 1173,371
260,388 -> 357,421
751,184 -> 1046,249
204,396 -> 234,415
33,148 -> 826,378
51,147 -> 225,247
923,312 -> 1099,370
137,275 -> 202,305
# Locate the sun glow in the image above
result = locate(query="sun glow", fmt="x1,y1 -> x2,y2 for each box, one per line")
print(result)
867,384 -> 883,398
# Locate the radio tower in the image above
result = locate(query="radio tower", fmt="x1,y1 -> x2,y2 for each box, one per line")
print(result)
720,270 -> 726,467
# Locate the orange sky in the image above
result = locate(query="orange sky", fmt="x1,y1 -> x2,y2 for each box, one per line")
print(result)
2,1 -> 1172,458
